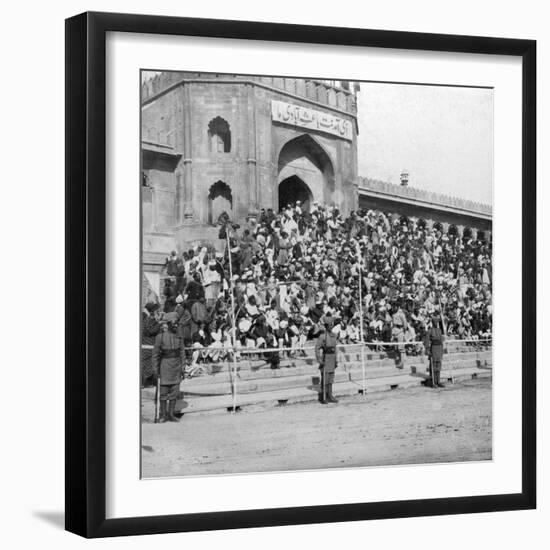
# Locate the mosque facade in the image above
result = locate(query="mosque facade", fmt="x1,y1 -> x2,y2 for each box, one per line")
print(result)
141,72 -> 491,274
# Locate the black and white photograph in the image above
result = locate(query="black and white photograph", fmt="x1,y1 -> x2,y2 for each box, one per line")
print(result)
140,71 -> 493,478
0,0 -> 544,544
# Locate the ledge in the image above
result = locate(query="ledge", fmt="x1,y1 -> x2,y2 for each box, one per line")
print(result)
141,140 -> 182,157
359,177 -> 492,219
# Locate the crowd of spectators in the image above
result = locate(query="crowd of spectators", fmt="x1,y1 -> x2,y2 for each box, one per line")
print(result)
142,201 -> 492,379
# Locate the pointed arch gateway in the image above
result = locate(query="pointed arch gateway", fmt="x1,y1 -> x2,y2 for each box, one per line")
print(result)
277,134 -> 335,212
208,180 -> 233,225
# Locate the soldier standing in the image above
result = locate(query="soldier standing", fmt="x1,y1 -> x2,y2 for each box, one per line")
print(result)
424,314 -> 445,388
315,315 -> 339,404
152,312 -> 185,422
141,302 -> 161,388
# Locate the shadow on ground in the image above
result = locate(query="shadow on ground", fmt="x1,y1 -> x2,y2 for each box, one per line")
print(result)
33,511 -> 65,530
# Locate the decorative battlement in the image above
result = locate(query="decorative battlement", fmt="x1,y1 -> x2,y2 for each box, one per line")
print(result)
141,71 -> 358,116
359,177 -> 492,218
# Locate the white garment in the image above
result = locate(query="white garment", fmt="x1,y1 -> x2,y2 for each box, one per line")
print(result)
283,217 -> 298,235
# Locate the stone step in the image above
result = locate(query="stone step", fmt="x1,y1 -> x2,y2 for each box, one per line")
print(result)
282,343 -> 490,358
333,349 -> 491,362
409,358 -> 492,376
183,367 -> 384,397
243,347 -> 490,363
170,367 -> 492,416
184,351 -> 492,387
182,357 -> 492,399
183,354 -> 491,392
179,375 -> 421,415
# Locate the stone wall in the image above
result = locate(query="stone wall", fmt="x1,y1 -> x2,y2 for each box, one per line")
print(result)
142,72 -> 358,115
360,177 -> 492,218
358,177 -> 492,237
142,75 -> 359,266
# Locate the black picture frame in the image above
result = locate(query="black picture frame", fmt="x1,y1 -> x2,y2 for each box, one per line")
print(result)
65,11 -> 536,538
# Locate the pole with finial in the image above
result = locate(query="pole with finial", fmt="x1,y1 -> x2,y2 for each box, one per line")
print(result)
356,241 -> 367,397
219,215 -> 239,414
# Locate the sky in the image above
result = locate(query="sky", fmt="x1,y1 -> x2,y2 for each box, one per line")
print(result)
356,83 -> 493,205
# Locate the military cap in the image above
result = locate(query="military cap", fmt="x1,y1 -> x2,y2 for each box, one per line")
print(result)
145,302 -> 160,313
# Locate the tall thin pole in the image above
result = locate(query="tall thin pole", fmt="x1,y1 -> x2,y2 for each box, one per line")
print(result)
225,226 -> 239,413
437,295 -> 447,336
437,294 -> 449,383
356,243 -> 366,396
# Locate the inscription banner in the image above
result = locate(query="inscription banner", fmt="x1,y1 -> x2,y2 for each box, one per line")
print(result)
271,100 -> 353,141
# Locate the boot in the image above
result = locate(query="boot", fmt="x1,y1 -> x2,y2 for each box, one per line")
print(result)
327,384 -> 338,403
436,370 -> 445,388
167,400 -> 180,422
158,400 -> 167,423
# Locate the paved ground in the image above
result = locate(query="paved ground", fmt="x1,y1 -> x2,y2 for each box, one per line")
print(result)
141,377 -> 492,478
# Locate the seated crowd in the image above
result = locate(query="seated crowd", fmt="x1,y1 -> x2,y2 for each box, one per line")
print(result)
142,202 -> 492,380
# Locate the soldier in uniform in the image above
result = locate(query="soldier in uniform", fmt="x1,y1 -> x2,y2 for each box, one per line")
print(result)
152,312 -> 185,422
424,314 -> 445,388
315,314 -> 339,404
141,302 -> 161,388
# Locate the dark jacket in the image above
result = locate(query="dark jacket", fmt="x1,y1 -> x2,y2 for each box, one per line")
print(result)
152,331 -> 184,385
315,330 -> 338,373
424,326 -> 445,361
185,280 -> 205,302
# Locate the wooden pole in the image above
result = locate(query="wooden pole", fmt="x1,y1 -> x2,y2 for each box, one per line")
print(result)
437,294 -> 449,383
356,243 -> 366,396
225,226 -> 239,413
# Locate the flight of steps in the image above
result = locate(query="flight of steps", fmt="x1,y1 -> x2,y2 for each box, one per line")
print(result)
141,344 -> 492,417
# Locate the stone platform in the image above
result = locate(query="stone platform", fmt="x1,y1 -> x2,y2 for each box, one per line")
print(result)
141,346 -> 492,418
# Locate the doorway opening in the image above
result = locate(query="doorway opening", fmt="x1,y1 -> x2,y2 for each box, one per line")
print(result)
278,176 -> 313,212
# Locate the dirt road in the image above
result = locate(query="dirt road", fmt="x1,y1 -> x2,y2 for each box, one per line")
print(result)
141,378 -> 492,478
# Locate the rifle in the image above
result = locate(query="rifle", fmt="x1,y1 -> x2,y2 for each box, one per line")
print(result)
322,361 -> 327,403
322,331 -> 328,403
154,374 -> 160,423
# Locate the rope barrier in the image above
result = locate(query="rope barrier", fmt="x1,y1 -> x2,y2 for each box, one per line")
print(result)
141,338 -> 492,353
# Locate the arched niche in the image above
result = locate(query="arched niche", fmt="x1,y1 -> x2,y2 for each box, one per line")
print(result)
208,180 -> 233,225
207,117 -> 231,153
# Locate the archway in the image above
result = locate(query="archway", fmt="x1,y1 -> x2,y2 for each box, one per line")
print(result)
278,175 -> 313,212
277,134 -> 335,209
208,180 -> 233,225
207,117 -> 231,153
